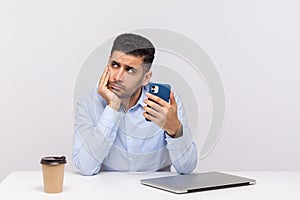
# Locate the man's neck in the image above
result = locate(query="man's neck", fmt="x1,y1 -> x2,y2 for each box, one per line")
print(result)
121,87 -> 143,110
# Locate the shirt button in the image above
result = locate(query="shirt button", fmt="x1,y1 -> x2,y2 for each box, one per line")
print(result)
129,157 -> 133,161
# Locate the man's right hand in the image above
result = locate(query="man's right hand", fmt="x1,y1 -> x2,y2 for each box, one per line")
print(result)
97,67 -> 121,111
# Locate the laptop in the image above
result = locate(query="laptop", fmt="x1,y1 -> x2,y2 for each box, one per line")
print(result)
140,171 -> 256,194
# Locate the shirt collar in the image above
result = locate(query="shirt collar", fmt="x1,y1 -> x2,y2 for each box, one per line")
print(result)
135,84 -> 149,108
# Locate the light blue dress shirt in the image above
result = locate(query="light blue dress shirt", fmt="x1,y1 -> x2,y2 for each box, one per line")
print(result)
72,83 -> 197,175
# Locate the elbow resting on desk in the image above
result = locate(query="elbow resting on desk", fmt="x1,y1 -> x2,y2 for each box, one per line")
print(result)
172,143 -> 198,175
73,159 -> 101,176
72,152 -> 101,176
175,158 -> 197,175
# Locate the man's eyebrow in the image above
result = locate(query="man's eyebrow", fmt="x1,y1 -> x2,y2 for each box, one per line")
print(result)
125,65 -> 137,70
111,60 -> 120,66
111,60 -> 139,70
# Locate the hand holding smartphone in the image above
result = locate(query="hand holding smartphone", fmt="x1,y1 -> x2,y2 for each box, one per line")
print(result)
145,83 -> 171,121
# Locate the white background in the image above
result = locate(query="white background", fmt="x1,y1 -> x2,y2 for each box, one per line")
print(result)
1,0 -> 299,181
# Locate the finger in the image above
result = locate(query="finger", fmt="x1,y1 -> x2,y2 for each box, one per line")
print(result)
143,106 -> 160,118
143,112 -> 160,124
103,70 -> 110,88
169,91 -> 177,107
143,111 -> 154,120
143,99 -> 162,112
99,67 -> 108,88
146,93 -> 169,107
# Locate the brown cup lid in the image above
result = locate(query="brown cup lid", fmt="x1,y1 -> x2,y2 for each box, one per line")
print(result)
40,156 -> 67,165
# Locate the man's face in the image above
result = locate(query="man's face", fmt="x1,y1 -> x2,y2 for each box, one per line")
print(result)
107,50 -> 152,99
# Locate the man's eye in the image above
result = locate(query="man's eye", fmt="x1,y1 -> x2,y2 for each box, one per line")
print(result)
127,68 -> 135,73
111,63 -> 119,68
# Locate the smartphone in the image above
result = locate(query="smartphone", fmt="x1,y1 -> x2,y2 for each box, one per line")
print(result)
146,83 -> 171,121
149,83 -> 171,102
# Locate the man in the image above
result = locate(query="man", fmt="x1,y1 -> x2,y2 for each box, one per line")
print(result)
72,33 -> 197,175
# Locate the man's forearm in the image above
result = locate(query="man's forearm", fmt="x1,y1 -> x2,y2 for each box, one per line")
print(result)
165,125 -> 197,174
73,102 -> 121,175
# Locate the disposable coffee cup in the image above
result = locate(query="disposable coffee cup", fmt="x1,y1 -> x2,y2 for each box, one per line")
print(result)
40,156 -> 67,193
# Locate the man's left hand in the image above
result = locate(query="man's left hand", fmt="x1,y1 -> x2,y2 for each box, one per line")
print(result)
143,91 -> 182,137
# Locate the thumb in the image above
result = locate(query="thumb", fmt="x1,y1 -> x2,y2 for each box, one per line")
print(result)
170,91 -> 177,107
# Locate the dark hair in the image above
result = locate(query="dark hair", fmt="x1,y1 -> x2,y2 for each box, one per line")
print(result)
110,33 -> 155,71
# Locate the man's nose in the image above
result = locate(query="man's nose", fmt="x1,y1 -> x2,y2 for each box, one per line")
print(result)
113,68 -> 125,82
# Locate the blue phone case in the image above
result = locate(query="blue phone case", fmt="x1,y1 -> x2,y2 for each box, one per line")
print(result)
149,83 -> 171,103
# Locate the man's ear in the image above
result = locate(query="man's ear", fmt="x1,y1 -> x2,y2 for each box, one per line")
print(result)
142,71 -> 152,86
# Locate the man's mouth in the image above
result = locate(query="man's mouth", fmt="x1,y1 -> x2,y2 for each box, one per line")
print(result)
108,83 -> 123,91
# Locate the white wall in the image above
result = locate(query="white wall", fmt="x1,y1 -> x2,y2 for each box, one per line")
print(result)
1,0 -> 299,181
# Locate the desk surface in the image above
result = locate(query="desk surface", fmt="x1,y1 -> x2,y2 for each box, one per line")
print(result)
0,171 -> 299,200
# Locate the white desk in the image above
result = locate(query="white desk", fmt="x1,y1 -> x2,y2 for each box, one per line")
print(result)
0,171 -> 299,200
